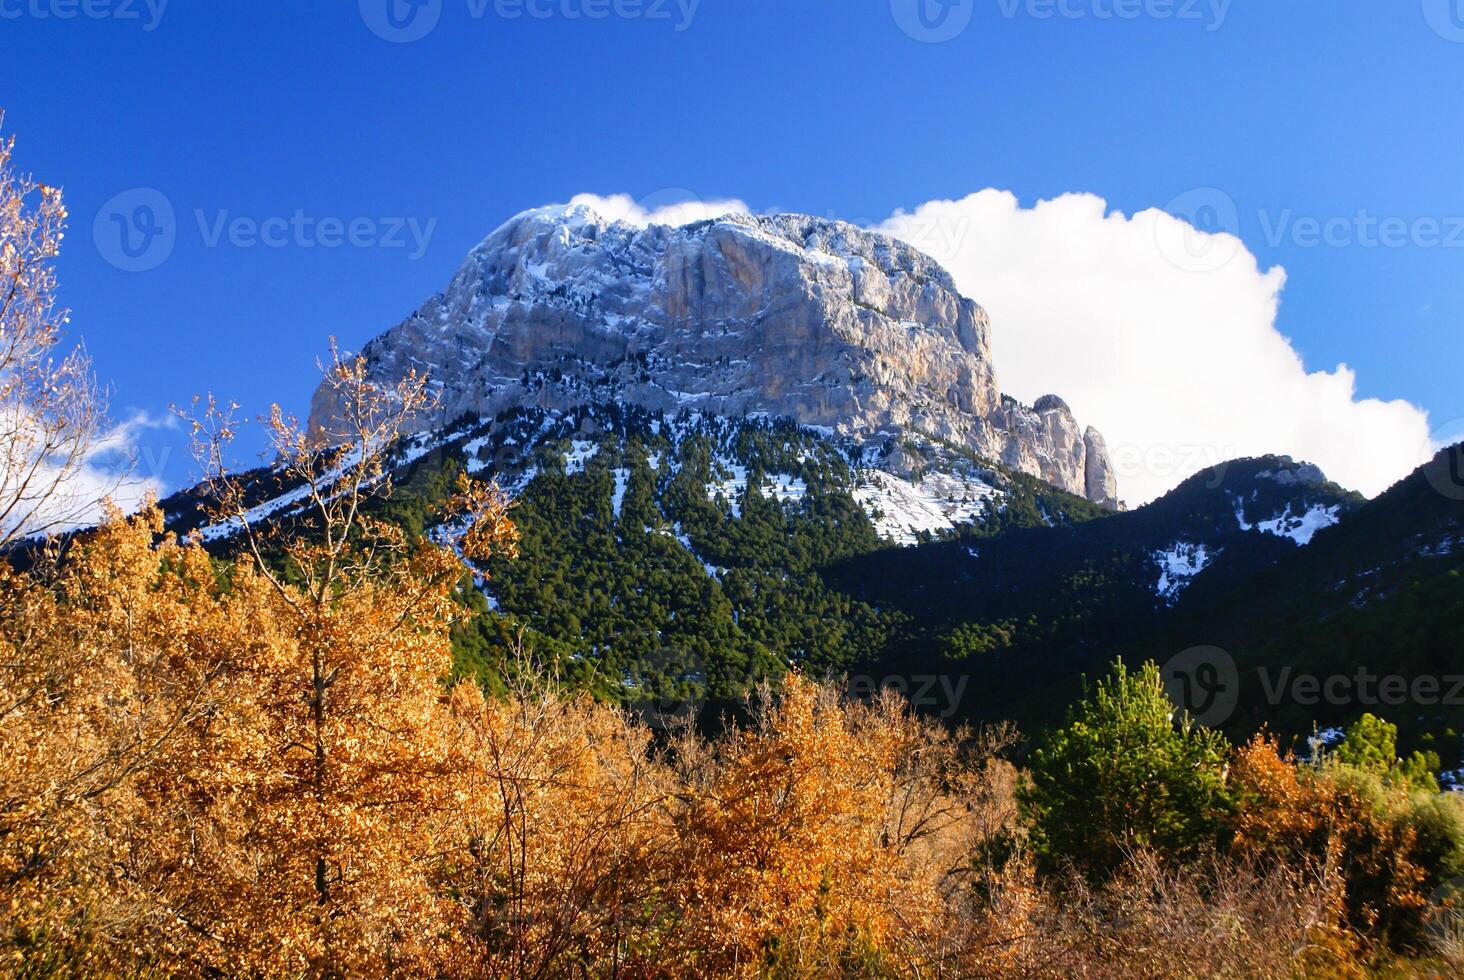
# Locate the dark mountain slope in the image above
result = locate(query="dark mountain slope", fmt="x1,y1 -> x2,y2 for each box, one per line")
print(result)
1137,446 -> 1464,756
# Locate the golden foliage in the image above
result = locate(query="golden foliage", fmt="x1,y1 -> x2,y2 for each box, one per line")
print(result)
1230,733 -> 1428,948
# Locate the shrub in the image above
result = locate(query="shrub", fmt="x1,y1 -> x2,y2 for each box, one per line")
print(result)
1019,660 -> 1232,879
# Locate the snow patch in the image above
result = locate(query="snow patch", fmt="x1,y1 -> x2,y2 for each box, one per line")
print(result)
671,524 -> 722,579
852,470 -> 1001,546
1255,504 -> 1340,546
611,468 -> 630,519
196,426 -> 468,542
564,440 -> 599,474
706,460 -> 807,516
1153,542 -> 1212,601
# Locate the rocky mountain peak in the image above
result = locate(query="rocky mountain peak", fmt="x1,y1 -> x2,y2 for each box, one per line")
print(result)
310,204 -> 1119,507
1032,394 -> 1072,415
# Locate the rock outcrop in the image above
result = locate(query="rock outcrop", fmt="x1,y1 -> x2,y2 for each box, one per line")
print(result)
311,205 -> 1119,506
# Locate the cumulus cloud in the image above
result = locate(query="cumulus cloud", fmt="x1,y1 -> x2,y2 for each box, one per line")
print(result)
567,188 -> 1434,504
874,191 -> 1434,503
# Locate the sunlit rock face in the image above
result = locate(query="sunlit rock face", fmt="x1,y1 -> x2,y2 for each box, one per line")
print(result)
311,204 -> 1117,506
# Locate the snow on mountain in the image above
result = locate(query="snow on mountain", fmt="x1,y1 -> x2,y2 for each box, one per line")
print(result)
1236,502 -> 1341,546
1153,542 -> 1213,602
194,426 -> 466,543
853,470 -> 1003,546
564,440 -> 600,475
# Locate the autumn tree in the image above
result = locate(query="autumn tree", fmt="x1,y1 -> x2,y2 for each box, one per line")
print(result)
1227,732 -> 1464,953
663,678 -> 1021,975
0,508 -> 238,974
0,117 -> 107,546
147,348 -> 518,976
0,123 -> 196,974
445,680 -> 679,978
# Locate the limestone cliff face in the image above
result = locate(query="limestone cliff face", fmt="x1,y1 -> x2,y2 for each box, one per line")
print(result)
310,205 -> 1118,507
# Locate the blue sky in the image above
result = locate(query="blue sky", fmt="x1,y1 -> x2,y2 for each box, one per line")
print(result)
1,0 -> 1461,498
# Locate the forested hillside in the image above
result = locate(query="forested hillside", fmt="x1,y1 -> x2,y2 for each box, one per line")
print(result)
164,401 -> 1464,767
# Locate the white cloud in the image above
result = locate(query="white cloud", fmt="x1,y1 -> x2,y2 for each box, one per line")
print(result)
10,411 -> 172,538
875,190 -> 1434,504
567,192 -> 750,230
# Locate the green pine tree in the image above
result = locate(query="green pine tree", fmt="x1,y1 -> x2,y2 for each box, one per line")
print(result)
1019,659 -> 1232,879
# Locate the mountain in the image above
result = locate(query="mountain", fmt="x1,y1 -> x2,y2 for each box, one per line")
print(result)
159,206 -> 1463,764
826,454 -> 1366,724
1135,445 -> 1464,753
308,205 -> 1119,507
